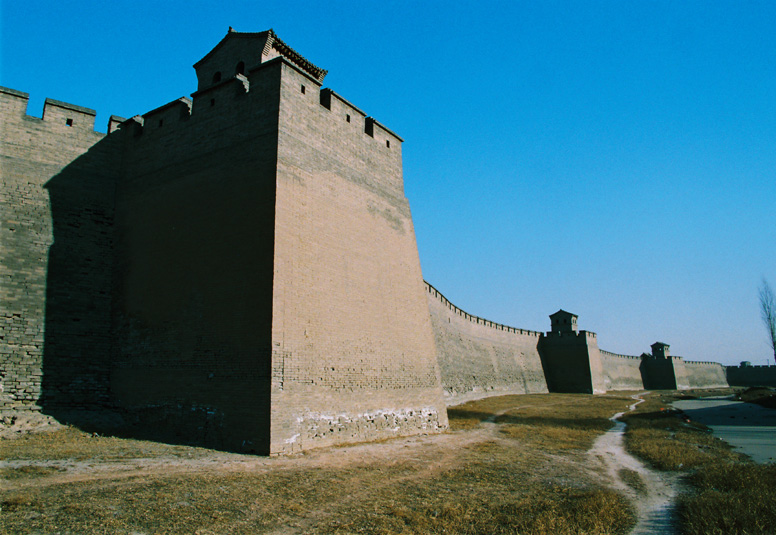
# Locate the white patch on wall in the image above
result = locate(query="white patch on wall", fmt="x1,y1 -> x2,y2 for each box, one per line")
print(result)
297,407 -> 441,443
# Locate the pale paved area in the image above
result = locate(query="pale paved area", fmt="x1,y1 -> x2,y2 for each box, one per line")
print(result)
672,397 -> 776,463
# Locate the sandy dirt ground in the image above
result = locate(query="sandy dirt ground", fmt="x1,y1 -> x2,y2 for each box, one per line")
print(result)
2,407 -> 562,492
1,396 -> 674,534
587,395 -> 680,535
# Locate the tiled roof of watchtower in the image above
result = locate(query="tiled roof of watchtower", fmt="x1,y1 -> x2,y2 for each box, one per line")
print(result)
194,28 -> 328,83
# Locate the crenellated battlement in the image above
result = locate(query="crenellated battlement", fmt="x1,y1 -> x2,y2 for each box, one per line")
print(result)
544,329 -> 598,340
0,86 -> 112,134
424,281 -> 541,337
112,55 -> 401,152
599,349 -> 641,361
684,359 -> 723,366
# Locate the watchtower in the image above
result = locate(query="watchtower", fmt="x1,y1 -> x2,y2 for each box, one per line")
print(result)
106,28 -> 448,455
641,341 -> 687,389
549,309 -> 578,334
651,342 -> 670,359
539,310 -> 606,394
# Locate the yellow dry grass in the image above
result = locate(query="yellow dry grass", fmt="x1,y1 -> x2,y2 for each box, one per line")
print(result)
680,463 -> 776,535
622,389 -> 776,534
450,393 -> 632,451
1,393 -> 638,534
0,426 -> 216,462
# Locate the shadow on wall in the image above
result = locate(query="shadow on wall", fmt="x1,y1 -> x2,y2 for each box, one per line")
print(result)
41,134 -> 275,454
41,136 -> 119,426
640,358 -> 677,391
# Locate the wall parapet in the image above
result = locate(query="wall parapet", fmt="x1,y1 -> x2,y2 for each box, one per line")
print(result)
0,85 -> 29,99
116,56 -> 402,149
0,85 -> 110,134
424,281 -> 541,337
599,349 -> 641,360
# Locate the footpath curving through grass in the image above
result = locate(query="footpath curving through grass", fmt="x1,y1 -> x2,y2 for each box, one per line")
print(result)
621,389 -> 776,535
2,393 -> 637,534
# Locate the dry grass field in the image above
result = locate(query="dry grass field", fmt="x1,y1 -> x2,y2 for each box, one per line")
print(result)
621,389 -> 776,535
1,393 -> 638,535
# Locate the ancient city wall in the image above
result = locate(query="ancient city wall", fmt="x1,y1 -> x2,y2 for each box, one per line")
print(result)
540,330 -> 606,394
599,350 -> 644,391
110,60 -> 283,453
1,30 -> 737,454
0,87 -> 119,417
269,61 -> 448,454
683,360 -> 728,389
425,282 -> 548,404
726,364 -> 776,387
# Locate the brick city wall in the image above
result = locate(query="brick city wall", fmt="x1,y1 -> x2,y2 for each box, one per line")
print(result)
425,282 -> 549,404
599,350 -> 644,391
0,51 -> 449,454
269,61 -> 447,454
109,61 -> 283,453
726,364 -> 776,387
1,86 -> 118,417
1,31 -> 734,453
539,330 -> 607,394
684,360 -> 728,389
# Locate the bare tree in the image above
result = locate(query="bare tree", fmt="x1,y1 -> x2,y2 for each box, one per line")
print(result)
760,278 -> 776,364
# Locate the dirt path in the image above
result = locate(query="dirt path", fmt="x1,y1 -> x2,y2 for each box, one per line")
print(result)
587,394 -> 680,535
2,397 -> 588,493
3,394 -> 654,534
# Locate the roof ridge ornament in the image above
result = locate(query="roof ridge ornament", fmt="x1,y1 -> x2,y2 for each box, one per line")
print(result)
193,28 -> 327,83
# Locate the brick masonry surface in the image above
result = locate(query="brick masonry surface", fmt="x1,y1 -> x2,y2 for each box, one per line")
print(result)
1,30 -> 730,453
426,282 -> 549,404
0,31 -> 449,454
1,87 -> 118,415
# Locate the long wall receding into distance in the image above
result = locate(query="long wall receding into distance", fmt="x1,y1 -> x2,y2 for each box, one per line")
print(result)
599,351 -> 644,391
425,283 -> 549,404
2,29 -> 736,456
726,364 -> 776,387
425,283 -> 730,398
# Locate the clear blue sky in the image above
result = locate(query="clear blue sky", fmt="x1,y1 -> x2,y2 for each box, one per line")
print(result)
2,1 -> 774,365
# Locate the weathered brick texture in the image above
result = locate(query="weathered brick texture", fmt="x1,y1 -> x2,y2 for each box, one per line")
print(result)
426,282 -> 549,403
1,29 -> 730,452
599,351 -> 644,390
1,87 -> 118,415
1,30 -> 448,454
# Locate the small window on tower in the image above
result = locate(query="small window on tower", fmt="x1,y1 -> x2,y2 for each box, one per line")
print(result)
236,61 -> 245,75
158,119 -> 164,127
346,114 -> 351,123
65,118 -> 73,127
301,85 -> 306,94
386,140 -> 390,148
210,99 -> 215,107
213,71 -> 222,83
